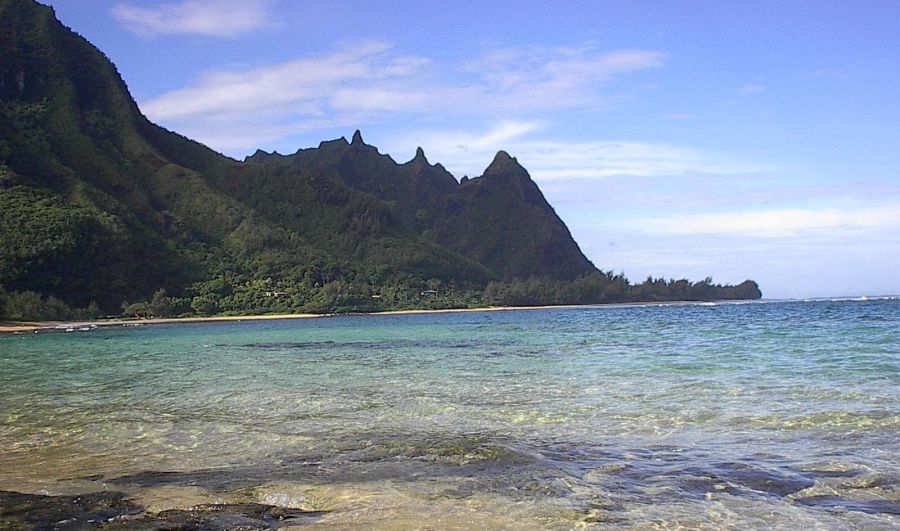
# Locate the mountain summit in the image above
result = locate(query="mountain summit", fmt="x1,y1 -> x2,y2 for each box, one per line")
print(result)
0,0 -> 760,317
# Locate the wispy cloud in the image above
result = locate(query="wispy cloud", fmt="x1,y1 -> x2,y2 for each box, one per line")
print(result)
738,82 -> 767,96
139,42 -> 665,152
142,41 -> 429,150
143,41 -> 415,120
113,0 -> 272,37
806,67 -> 848,80
388,122 -> 762,181
388,120 -> 542,159
459,46 -> 666,110
632,205 -> 900,237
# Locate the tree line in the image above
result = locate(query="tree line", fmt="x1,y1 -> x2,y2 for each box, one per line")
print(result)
0,273 -> 760,322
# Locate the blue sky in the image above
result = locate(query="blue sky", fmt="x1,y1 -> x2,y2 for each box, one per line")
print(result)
44,0 -> 900,298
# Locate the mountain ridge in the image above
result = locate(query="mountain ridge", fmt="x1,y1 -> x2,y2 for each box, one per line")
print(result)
0,0 -> 760,320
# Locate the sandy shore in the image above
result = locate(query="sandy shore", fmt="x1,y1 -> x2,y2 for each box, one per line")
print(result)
0,305 -> 575,334
0,301 -> 719,334
0,312 -> 322,334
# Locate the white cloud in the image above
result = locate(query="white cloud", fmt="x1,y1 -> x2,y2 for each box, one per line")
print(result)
632,205 -> 900,237
391,121 -> 541,155
738,83 -> 767,96
524,141 -> 711,180
113,0 -> 271,37
387,123 -> 762,181
807,67 -> 847,80
139,42 -> 665,153
458,46 -> 666,112
143,41 -> 409,121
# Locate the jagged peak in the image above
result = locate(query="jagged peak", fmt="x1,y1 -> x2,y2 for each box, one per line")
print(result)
494,150 -> 514,162
244,148 -> 270,162
243,148 -> 288,162
347,129 -> 381,155
407,146 -> 429,166
484,150 -> 529,179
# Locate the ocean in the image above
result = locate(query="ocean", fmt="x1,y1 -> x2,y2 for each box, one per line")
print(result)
0,299 -> 897,529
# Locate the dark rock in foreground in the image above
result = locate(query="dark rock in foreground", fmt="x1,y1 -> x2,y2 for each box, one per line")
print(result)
0,490 -> 326,530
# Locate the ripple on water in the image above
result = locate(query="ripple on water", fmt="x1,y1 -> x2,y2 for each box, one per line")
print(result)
0,300 -> 898,528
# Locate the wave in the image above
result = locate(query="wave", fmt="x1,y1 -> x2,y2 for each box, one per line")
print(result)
801,295 -> 900,303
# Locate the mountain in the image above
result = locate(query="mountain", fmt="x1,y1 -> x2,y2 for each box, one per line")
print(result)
0,0 -> 760,319
241,137 -> 596,281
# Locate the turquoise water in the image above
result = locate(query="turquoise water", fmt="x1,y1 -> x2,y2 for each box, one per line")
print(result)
1,299 -> 898,528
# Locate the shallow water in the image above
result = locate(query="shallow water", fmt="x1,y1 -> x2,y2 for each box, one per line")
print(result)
1,299 -> 898,528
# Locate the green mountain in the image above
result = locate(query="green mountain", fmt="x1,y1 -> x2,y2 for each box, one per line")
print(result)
0,0 -> 760,320
241,135 -> 596,281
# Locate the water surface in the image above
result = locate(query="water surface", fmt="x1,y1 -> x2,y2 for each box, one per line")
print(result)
1,300 -> 897,528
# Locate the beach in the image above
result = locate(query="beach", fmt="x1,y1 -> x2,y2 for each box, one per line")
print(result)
0,301 -> 719,334
0,312 -> 323,334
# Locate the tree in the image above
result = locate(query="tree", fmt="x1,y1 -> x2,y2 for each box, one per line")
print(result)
190,295 -> 218,316
122,301 -> 151,318
83,301 -> 102,319
5,291 -> 44,320
150,288 -> 174,317
733,280 -> 762,300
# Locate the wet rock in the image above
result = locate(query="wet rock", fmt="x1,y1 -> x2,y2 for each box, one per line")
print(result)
676,475 -> 740,496
109,469 -> 242,491
0,490 -> 142,529
152,503 -> 327,529
711,462 -> 814,497
0,490 -> 327,530
793,495 -> 900,515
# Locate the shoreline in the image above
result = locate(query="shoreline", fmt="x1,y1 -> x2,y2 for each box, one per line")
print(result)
0,300 -> 766,335
0,306 -> 529,334
0,312 -> 323,335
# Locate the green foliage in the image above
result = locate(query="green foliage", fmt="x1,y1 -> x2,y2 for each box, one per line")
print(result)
190,295 -> 218,316
0,184 -> 194,310
477,274 -> 761,307
5,291 -> 49,320
149,288 -> 175,317
0,289 -> 101,321
121,301 -> 151,318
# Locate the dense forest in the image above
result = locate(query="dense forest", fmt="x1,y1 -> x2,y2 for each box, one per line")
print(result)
0,0 -> 760,321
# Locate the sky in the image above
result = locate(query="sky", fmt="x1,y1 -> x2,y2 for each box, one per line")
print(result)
42,0 -> 900,298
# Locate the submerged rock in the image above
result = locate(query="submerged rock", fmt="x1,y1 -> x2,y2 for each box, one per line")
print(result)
793,495 -> 900,515
0,490 -> 327,530
0,490 -> 142,529
152,503 -> 327,529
